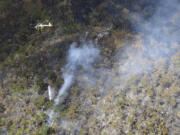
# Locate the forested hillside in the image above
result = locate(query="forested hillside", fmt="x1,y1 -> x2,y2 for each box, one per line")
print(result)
0,0 -> 179,135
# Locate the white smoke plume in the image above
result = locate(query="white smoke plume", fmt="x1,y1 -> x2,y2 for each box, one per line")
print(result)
115,0 -> 180,78
48,41 -> 100,125
54,74 -> 73,105
90,0 -> 180,133
49,0 -> 180,133
54,42 -> 100,105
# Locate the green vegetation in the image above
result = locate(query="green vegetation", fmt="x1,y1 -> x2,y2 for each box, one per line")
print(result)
0,0 -> 179,135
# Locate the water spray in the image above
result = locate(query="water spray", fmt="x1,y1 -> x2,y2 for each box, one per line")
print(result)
48,82 -> 54,101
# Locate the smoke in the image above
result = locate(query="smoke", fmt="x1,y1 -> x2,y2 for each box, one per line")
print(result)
48,41 -> 100,125
49,0 -> 180,133
115,0 -> 180,78
54,42 -> 100,105
74,0 -> 179,132
92,0 -> 180,133
54,74 -> 73,105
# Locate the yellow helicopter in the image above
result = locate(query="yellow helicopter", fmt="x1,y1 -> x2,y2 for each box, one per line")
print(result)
35,21 -> 53,31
